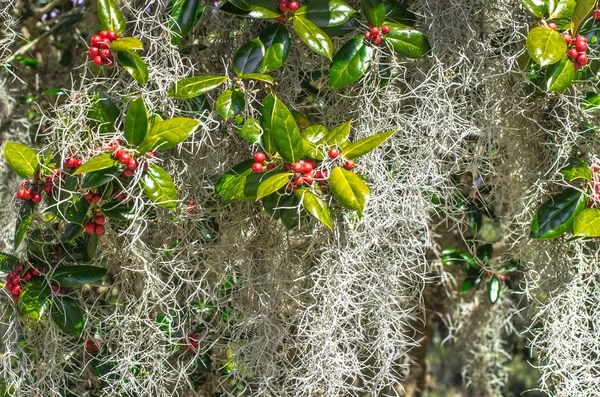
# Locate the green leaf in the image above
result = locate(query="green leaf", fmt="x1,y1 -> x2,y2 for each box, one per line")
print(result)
215,160 -> 267,203
296,0 -> 356,27
545,55 -> 574,92
530,188 -> 587,238
18,279 -> 50,319
526,26 -> 568,66
101,200 -> 137,220
74,153 -> 118,174
116,50 -> 149,86
228,0 -> 251,9
573,208 -> 600,237
549,0 -> 575,19
65,196 -> 90,225
15,201 -> 35,250
61,223 -> 83,243
461,278 -> 478,293
328,167 -> 370,215
141,164 -> 178,209
476,244 -> 494,261
342,129 -> 396,159
257,23 -> 292,73
520,0 -> 549,17
256,172 -> 293,200
383,0 -> 416,25
124,96 -> 148,147
488,276 -> 501,304
81,166 -> 120,189
293,16 -> 333,59
97,0 -> 127,35
303,125 -> 328,144
51,265 -> 108,287
583,91 -> 600,110
216,89 -> 245,120
138,117 -> 200,153
321,17 -> 360,37
0,252 -> 19,272
262,192 -> 302,229
322,120 -> 351,146
89,93 -> 120,134
385,22 -> 431,58
296,187 -> 333,229
240,73 -> 275,84
219,0 -> 282,18
170,0 -> 201,45
109,37 -> 144,52
81,234 -> 99,262
292,110 -> 312,129
51,296 -> 86,336
3,142 -> 39,179
361,0 -> 386,27
268,94 -> 304,162
329,36 -> 374,89
238,117 -> 263,144
168,75 -> 229,99
233,38 -> 265,76
260,94 -> 277,154
560,157 -> 592,182
571,0 -> 595,34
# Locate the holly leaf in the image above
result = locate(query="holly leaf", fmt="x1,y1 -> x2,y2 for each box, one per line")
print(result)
302,125 -> 328,144
342,129 -> 396,159
141,164 -> 178,209
361,0 -> 386,27
51,296 -> 86,336
74,153 -> 118,174
215,160 -> 270,203
545,55 -> 574,92
240,73 -> 275,84
101,200 -> 137,221
296,0 -> 355,27
260,94 -> 277,154
571,0 -> 595,34
233,38 -> 265,75
238,117 -> 263,144
385,22 -> 431,58
15,201 -> 35,250
526,26 -> 567,66
18,278 -> 50,319
488,276 -> 501,304
549,0 -> 575,20
573,208 -> 600,237
266,94 -> 304,163
520,0 -> 549,17
583,92 -> 600,110
216,89 -> 245,120
65,196 -> 90,225
3,142 -> 39,179
384,0 -> 415,25
117,50 -> 149,86
170,0 -> 203,45
293,16 -> 333,59
296,186 -> 333,229
51,265 -> 108,287
138,117 -> 200,153
97,0 -> 127,35
262,192 -> 302,229
530,188 -> 587,238
168,75 -> 229,99
560,157 -> 592,182
61,223 -> 84,243
89,92 -> 120,134
321,120 -> 351,146
0,252 -> 19,272
329,36 -> 374,89
81,166 -> 120,189
257,23 -> 291,73
109,37 -> 144,51
256,172 -> 293,200
328,166 -> 369,215
220,0 -> 282,18
124,96 -> 148,147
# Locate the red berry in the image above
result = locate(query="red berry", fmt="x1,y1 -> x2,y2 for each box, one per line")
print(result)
91,35 -> 102,45
295,176 -> 305,185
31,193 -> 42,204
85,222 -> 96,234
107,31 -> 118,41
266,162 -> 276,170
284,163 -> 293,171
119,153 -> 131,165
252,163 -> 264,173
292,163 -> 304,173
568,48 -> 579,59
303,175 -> 313,184
306,159 -> 317,168
370,27 -> 380,36
562,33 -> 572,44
328,148 -> 339,159
24,273 -> 31,281
17,189 -> 25,200
254,152 -> 266,163
93,56 -> 103,66
20,181 -> 27,188
574,61 -> 582,70
84,192 -> 94,202
303,162 -> 314,173
382,25 -> 390,34
127,158 -> 138,170
372,35 -> 382,45
186,333 -> 199,352
575,40 -> 587,52
12,285 -> 22,295
288,1 -> 299,11
122,168 -> 135,178
344,160 -> 355,170
44,184 -> 52,194
577,35 -> 587,43
99,31 -> 109,39
592,162 -> 600,172
89,47 -> 100,58
276,15 -> 286,22
95,225 -> 105,236
101,49 -> 111,58
547,22 -> 557,30
30,268 -> 40,277
279,3 -> 288,12
499,275 -> 506,281
23,189 -> 32,200
364,31 -> 372,40
51,284 -> 59,293
577,52 -> 588,65
188,200 -> 195,206
91,194 -> 101,203
594,9 -> 600,20
98,38 -> 111,49
95,215 -> 106,225
146,150 -> 156,159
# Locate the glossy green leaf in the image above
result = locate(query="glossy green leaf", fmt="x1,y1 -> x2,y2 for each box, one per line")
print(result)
65,196 -> 90,225
461,278 -> 478,293
141,164 -> 178,209
545,55 -> 574,92
342,129 -> 396,159
3,142 -> 38,179
18,278 -> 50,319
170,0 -> 201,45
216,89 -> 245,120
257,23 -> 291,73
97,0 -> 126,35
573,208 -> 600,237
89,92 -> 120,134
81,234 -> 99,262
268,94 -> 304,162
229,0 -> 251,9
293,16 -> 333,59
526,26 -> 567,66
296,187 -> 333,229
385,22 -> 431,58
168,75 -> 229,99
51,265 -> 108,287
571,0 -> 595,34
101,200 -> 137,221
61,223 -> 83,243
488,276 -> 501,303
256,172 -> 293,200
74,153 -> 118,174
233,38 -> 265,75
329,36 -> 374,88
560,157 -> 592,182
383,0 -> 415,25
328,166 -> 370,215
530,188 -> 586,238
215,160 -> 270,203
51,296 -> 85,336
117,50 -> 149,86
583,91 -> 600,110
292,110 -> 312,129
549,0 -> 575,19
260,94 -> 277,153
124,96 -> 148,147
476,244 -> 494,261
322,120 -> 351,146
15,201 -> 35,250
520,0 -> 549,17
361,0 -> 386,27
138,117 -> 200,153
303,125 -> 328,144
0,252 -> 19,272
262,192 -> 302,229
81,166 -> 120,189
296,0 -> 355,27
321,17 -> 360,37
240,73 -> 275,84
220,0 -> 282,18
109,37 -> 144,52
238,117 -> 263,144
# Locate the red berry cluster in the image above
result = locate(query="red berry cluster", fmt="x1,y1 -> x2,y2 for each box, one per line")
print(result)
564,33 -> 588,69
5,264 -> 40,303
364,25 -> 390,46
588,161 -> 600,206
64,156 -> 83,169
89,30 -> 118,67
276,0 -> 298,21
16,178 -> 43,204
110,140 -> 148,177
251,152 -> 276,172
84,214 -> 106,237
86,340 -> 100,353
